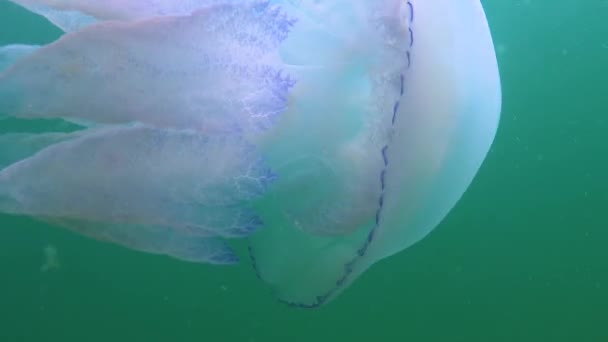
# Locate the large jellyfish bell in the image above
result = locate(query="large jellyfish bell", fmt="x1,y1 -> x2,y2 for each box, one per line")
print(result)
0,0 -> 501,307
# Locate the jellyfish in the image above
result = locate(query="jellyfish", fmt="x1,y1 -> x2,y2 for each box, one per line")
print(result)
0,0 -> 501,307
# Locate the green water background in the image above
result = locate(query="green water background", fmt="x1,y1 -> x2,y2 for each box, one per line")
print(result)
0,0 -> 606,341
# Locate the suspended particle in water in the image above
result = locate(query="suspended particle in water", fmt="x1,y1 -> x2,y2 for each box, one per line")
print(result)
40,244 -> 60,272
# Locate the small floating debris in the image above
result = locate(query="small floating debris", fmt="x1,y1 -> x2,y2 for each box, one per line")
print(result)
40,244 -> 60,272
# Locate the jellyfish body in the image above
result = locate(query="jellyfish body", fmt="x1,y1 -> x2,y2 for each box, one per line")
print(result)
0,0 -> 501,307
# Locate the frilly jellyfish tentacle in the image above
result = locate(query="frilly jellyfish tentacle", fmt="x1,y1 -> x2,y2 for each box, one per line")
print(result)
44,218 -> 240,264
0,45 -> 40,72
0,131 -> 83,169
0,125 -> 275,240
8,0 -> 239,31
0,2 -> 296,132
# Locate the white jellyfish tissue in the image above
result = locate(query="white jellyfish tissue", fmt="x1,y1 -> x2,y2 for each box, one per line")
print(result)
0,0 -> 501,307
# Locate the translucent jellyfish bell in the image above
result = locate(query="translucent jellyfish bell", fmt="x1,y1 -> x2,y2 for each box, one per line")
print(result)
0,0 -> 501,307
